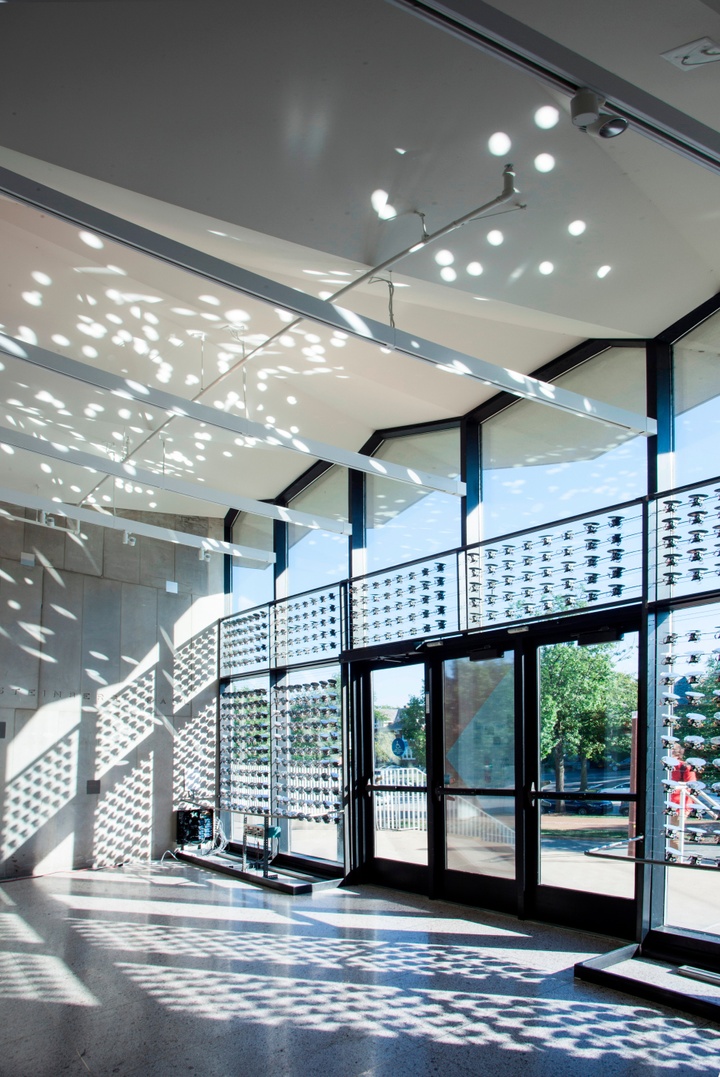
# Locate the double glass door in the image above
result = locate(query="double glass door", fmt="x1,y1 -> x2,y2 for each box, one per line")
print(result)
364,625 -> 640,935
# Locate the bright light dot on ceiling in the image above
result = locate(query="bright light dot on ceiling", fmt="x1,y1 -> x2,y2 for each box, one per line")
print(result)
51,334 -> 70,347
539,261 -> 554,275
434,249 -> 454,266
534,153 -> 556,173
199,294 -> 220,305
597,264 -> 612,278
466,262 -> 483,276
82,346 -> 98,358
225,309 -> 250,324
79,231 -> 104,249
487,230 -> 504,246
488,131 -> 511,156
371,189 -> 389,213
40,463 -> 52,474
18,326 -> 38,345
32,271 -> 52,286
377,204 -> 397,220
440,266 -> 457,282
568,219 -> 586,236
395,147 -> 406,155
534,105 -> 559,129
287,396 -> 297,405
118,409 -> 132,420
21,291 -> 42,306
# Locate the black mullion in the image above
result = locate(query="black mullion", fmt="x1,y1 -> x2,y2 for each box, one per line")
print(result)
517,638 -> 534,919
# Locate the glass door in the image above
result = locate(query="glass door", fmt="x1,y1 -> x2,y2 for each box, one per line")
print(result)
438,649 -> 517,909
530,631 -> 640,933
370,663 -> 428,889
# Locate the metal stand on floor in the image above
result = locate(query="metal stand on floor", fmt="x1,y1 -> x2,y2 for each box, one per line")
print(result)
241,815 -> 282,877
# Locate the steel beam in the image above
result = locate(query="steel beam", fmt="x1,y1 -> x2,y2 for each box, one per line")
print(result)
0,334 -> 466,496
0,424 -> 353,536
0,485 -> 276,563
0,167 -> 655,438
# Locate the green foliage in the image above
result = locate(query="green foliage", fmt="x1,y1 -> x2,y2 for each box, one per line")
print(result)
398,693 -> 426,768
540,642 -> 637,791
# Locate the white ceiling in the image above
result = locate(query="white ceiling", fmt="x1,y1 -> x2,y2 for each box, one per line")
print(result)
0,0 -> 718,521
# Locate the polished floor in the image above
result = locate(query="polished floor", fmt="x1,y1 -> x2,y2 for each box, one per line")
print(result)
1,863 -> 719,1076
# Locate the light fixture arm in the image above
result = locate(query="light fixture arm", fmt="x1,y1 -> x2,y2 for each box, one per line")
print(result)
344,163 -> 518,292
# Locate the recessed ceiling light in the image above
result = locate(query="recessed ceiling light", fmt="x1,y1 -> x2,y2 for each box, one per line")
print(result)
568,220 -> 586,236
534,153 -> 556,173
466,262 -> 483,276
434,249 -> 454,266
597,265 -> 612,278
487,230 -> 504,246
440,267 -> 457,282
539,261 -> 554,275
534,106 -> 559,130
488,131 -> 511,156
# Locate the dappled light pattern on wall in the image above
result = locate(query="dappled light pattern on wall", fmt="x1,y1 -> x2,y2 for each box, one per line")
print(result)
2,729 -> 78,863
96,671 -> 156,775
173,700 -> 216,809
174,623 -> 218,712
93,754 -> 153,867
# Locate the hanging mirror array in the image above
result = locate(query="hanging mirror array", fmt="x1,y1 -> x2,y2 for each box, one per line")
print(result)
219,671 -> 343,825
659,621 -> 720,866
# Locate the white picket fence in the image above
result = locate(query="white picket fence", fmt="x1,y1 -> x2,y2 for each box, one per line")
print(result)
374,767 -> 515,848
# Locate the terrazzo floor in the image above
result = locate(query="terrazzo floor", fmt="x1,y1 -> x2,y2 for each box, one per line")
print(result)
0,862 -> 719,1076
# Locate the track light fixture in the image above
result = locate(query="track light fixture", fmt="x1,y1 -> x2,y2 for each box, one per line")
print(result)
123,531 -> 137,547
570,87 -> 628,138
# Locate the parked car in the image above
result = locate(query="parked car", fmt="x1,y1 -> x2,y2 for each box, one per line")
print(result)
541,798 -> 614,815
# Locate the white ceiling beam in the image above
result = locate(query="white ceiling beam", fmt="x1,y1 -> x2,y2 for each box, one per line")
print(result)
0,334 -> 466,496
0,485 -> 276,563
0,425 -> 353,536
0,167 -> 655,438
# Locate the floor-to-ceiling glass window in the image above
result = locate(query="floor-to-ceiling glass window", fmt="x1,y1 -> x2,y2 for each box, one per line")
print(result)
654,603 -> 720,936
287,466 -> 349,595
366,428 -> 461,573
674,308 -> 720,490
482,347 -> 648,539
232,512 -> 275,611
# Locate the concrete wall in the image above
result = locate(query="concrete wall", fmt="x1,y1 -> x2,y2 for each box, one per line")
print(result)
0,502 -> 225,879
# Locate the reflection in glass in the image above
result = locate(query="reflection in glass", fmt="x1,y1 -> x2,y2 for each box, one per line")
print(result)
372,664 -> 427,865
538,634 -> 638,897
482,348 -> 647,539
366,429 -> 461,574
659,603 -> 720,935
540,804 -> 634,896
674,309 -> 720,489
443,654 -> 514,790
232,513 -> 274,611
288,817 -> 343,863
539,636 -> 639,796
446,795 -> 515,878
287,466 -> 348,596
